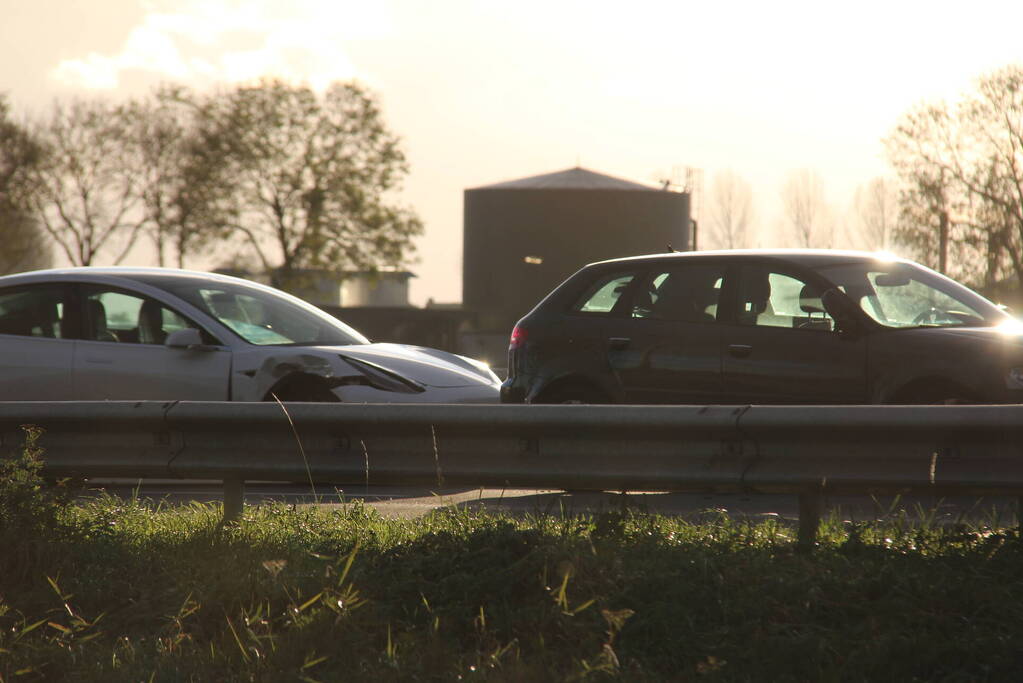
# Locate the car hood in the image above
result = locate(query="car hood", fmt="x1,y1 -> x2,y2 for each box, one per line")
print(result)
909,324 -> 1023,346
327,343 -> 497,388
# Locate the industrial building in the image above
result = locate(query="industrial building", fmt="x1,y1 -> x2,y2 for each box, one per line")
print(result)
461,166 -> 691,365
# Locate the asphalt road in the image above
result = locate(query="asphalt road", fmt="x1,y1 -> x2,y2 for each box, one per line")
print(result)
83,479 -> 1021,527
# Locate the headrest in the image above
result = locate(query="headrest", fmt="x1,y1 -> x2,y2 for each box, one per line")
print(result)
799,284 -> 825,313
745,272 -> 771,303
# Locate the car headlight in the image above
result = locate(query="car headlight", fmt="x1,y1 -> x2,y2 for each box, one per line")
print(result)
1006,368 -> 1023,389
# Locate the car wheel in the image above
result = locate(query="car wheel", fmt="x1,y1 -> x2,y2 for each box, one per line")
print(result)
266,376 -> 340,403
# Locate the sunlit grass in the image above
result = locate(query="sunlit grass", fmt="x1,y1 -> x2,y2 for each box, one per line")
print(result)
3,489 -> 1023,681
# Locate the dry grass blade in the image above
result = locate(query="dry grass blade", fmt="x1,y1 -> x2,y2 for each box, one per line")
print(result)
361,439 -> 369,494
271,393 -> 318,502
431,425 -> 444,488
224,614 -> 250,663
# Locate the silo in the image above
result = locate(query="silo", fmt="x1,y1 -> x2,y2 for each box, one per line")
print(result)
463,167 -> 690,335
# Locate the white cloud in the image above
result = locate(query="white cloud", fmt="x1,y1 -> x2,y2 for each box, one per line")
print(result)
52,54 -> 122,90
119,23 -> 191,78
50,0 -> 390,91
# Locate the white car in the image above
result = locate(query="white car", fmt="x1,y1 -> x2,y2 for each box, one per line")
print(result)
0,267 -> 500,403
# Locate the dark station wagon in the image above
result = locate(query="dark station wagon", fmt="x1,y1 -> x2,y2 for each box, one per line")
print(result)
501,249 -> 1023,405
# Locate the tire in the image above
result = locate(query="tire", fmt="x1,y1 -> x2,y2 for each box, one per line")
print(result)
266,376 -> 340,403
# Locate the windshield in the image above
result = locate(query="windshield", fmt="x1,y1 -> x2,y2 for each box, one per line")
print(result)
139,277 -> 369,346
816,260 -> 1009,329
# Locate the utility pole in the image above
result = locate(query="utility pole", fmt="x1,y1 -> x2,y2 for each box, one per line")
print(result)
938,210 -> 949,273
685,167 -> 703,252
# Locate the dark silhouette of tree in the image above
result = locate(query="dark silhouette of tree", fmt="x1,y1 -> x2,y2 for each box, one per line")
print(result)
886,66 -> 1023,288
31,98 -> 146,266
127,86 -> 233,269
199,80 -> 423,286
0,95 -> 51,273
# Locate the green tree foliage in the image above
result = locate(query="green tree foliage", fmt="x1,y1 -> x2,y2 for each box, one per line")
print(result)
199,80 -> 423,285
0,95 -> 51,274
886,66 -> 1023,288
12,81 -> 420,279
127,85 -> 233,268
31,98 -> 147,266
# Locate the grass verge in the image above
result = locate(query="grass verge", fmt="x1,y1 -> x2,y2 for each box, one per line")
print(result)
2,440 -> 1023,680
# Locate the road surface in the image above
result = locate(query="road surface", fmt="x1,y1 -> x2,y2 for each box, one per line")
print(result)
82,479 -> 1020,527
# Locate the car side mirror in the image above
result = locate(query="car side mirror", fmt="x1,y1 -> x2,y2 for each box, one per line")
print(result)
821,289 -> 860,336
165,328 -> 206,349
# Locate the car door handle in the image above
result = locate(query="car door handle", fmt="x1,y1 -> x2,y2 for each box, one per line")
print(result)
608,337 -> 631,350
84,356 -> 114,364
727,344 -> 753,358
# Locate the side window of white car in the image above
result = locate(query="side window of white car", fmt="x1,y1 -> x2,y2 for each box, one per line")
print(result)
83,289 -> 194,345
0,286 -> 67,338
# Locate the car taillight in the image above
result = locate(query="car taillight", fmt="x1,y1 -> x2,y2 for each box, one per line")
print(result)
509,324 -> 527,350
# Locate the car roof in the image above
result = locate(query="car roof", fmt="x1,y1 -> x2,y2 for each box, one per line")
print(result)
586,248 -> 911,270
0,266 -> 262,289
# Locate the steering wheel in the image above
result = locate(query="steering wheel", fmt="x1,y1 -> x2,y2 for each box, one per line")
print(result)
912,307 -> 942,325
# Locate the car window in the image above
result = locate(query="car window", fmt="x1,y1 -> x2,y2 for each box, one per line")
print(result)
868,275 -> 983,326
816,261 -> 1003,328
195,286 -> 360,345
83,288 -> 198,345
132,276 -> 369,346
632,265 -> 724,322
573,273 -> 635,314
831,265 -> 987,327
737,267 -> 834,331
0,285 -> 67,338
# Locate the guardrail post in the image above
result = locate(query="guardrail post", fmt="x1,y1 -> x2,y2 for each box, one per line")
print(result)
1018,497 -> 1023,536
798,490 -> 823,550
223,478 -> 245,523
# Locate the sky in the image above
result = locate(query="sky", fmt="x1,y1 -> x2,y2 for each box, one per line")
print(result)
3,0 -> 1023,305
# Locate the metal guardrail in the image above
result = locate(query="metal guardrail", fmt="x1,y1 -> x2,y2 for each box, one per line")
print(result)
2,401 -> 1022,546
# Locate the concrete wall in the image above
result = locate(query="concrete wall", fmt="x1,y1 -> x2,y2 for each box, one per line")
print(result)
341,272 -> 412,307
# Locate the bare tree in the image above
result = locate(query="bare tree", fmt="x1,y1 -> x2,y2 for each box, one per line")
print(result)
0,208 -> 51,274
0,95 -> 51,273
885,65 -> 1023,288
198,80 -> 423,287
706,170 -> 753,249
780,169 -> 832,248
852,177 -> 898,251
31,98 -> 146,266
127,86 -> 233,268
886,101 -> 976,281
